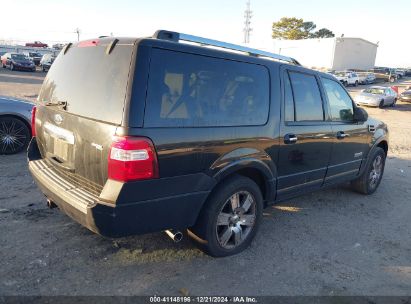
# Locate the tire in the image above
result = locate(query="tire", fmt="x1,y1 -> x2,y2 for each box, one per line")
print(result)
379,99 -> 385,108
10,63 -> 14,71
189,175 -> 263,257
355,81 -> 359,87
390,98 -> 397,107
389,77 -> 395,83
343,81 -> 348,87
351,147 -> 386,195
0,116 -> 31,155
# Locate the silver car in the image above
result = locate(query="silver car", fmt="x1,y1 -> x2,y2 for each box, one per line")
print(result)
354,86 -> 398,108
0,96 -> 34,154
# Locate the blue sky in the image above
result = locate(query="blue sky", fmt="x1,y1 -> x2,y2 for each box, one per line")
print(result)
0,0 -> 409,66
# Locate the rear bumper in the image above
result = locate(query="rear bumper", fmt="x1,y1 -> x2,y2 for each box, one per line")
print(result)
28,138 -> 213,237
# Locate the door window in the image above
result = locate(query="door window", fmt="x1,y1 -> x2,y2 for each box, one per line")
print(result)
322,78 -> 354,121
288,71 -> 324,121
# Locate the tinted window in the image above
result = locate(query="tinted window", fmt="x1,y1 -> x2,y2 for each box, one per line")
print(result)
289,72 -> 324,121
38,43 -> 134,124
322,78 -> 353,121
144,49 -> 269,127
284,72 -> 294,121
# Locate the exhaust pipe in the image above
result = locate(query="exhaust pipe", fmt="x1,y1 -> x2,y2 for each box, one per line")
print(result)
165,229 -> 183,243
47,199 -> 57,209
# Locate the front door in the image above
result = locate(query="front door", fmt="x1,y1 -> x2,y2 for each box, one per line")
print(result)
277,68 -> 334,200
320,77 -> 369,184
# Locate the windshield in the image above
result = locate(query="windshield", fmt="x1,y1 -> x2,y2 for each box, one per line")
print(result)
11,54 -> 27,60
336,72 -> 347,77
30,52 -> 41,57
364,88 -> 385,95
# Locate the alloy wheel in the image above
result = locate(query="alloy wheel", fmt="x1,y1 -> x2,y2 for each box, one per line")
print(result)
0,118 -> 29,154
215,191 -> 256,249
369,155 -> 383,189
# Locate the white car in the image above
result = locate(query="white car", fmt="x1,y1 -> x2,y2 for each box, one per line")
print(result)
335,71 -> 360,87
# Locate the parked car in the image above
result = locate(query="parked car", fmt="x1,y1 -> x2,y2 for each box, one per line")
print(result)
23,52 -> 42,66
372,67 -> 396,83
40,54 -> 55,72
396,69 -> 406,78
398,87 -> 411,103
0,96 -> 34,154
1,53 -> 36,71
28,31 -> 388,257
52,43 -> 65,50
357,72 -> 376,84
335,71 -> 359,86
354,86 -> 398,108
25,41 -> 48,48
405,69 -> 411,76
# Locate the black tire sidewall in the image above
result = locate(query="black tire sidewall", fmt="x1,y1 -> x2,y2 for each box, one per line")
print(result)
192,176 -> 263,257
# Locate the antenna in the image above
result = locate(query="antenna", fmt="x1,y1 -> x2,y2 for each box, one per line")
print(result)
243,0 -> 252,44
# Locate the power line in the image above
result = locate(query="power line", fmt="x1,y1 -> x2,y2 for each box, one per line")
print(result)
243,0 -> 252,44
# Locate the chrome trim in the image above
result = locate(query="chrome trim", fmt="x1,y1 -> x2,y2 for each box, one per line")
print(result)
44,122 -> 75,145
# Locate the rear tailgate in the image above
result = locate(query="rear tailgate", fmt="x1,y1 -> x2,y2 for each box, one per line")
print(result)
35,38 -> 136,187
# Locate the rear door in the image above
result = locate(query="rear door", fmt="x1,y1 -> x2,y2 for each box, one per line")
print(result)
277,67 -> 333,200
35,38 -> 136,187
320,76 -> 369,184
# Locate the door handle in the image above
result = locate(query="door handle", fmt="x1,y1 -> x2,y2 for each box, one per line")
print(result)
284,133 -> 298,144
336,131 -> 349,139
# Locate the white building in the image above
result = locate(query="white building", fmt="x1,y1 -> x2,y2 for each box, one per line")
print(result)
272,37 -> 378,71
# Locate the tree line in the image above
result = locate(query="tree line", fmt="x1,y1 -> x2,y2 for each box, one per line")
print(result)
272,17 -> 335,40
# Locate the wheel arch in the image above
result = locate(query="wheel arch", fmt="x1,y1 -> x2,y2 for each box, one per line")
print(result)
211,157 -> 277,204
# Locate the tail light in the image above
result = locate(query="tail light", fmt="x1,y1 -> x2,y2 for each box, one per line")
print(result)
108,136 -> 159,182
31,106 -> 37,137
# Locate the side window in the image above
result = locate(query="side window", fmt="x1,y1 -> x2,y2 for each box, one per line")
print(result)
322,78 -> 354,121
289,71 -> 324,121
284,72 -> 294,121
144,49 -> 270,127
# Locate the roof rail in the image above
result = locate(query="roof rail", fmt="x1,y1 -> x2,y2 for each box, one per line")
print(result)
153,30 -> 301,65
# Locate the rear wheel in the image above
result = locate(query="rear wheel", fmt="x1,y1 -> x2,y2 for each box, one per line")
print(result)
389,76 -> 395,83
189,175 -> 263,257
0,117 -> 31,155
351,147 -> 386,195
391,98 -> 397,107
379,99 -> 385,108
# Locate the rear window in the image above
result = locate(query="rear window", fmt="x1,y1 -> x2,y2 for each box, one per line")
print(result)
38,41 -> 134,124
144,49 -> 269,127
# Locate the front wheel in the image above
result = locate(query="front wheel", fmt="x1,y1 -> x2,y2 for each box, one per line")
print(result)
351,147 -> 386,195
189,176 -> 263,257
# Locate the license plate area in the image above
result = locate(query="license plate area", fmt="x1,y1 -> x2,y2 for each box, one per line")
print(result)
44,122 -> 75,169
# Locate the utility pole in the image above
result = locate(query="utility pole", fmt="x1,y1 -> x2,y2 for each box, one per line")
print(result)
243,0 -> 252,44
74,28 -> 81,41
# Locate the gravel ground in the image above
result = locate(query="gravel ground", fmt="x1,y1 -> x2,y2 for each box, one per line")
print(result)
0,68 -> 410,296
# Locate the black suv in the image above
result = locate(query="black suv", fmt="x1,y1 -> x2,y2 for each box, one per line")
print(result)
28,31 -> 389,257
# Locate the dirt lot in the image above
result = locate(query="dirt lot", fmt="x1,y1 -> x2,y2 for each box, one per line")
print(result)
1,68 -> 411,296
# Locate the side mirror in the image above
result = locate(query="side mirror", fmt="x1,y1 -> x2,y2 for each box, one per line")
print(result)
353,107 -> 368,122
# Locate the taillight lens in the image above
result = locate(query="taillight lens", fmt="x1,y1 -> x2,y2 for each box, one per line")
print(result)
108,136 -> 159,182
31,106 -> 37,137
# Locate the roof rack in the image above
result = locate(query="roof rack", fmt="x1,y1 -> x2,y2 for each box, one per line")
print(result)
153,30 -> 301,66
